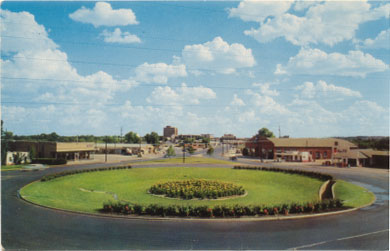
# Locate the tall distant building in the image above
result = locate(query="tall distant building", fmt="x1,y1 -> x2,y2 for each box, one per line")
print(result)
163,126 -> 178,139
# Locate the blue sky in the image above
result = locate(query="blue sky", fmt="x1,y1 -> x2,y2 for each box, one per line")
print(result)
1,1 -> 389,137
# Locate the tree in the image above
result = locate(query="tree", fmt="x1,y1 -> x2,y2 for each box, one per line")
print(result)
125,131 -> 141,144
206,147 -> 214,156
144,132 -> 160,144
258,127 -> 275,138
1,120 -> 8,165
183,137 -> 194,144
47,132 -> 60,142
201,137 -> 210,146
166,145 -> 176,157
187,146 -> 195,154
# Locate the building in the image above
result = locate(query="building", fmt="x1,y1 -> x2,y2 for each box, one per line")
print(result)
220,134 -> 236,142
8,141 -> 96,161
95,143 -> 156,155
245,137 -> 357,162
334,149 -> 389,168
163,126 -> 178,139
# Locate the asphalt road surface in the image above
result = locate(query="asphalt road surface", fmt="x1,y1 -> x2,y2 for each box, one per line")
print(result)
2,156 -> 389,250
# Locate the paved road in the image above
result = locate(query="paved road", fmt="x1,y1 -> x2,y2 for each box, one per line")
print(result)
2,158 -> 389,250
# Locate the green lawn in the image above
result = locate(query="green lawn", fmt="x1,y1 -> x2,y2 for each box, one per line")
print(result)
20,167 -> 324,213
137,157 -> 235,165
1,164 -> 25,171
333,180 -> 375,208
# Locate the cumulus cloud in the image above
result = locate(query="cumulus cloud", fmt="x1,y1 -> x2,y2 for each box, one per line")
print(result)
134,63 -> 187,84
246,90 -> 288,114
360,29 -> 390,49
69,2 -> 138,27
228,0 -> 293,23
231,1 -> 390,46
252,83 -> 279,96
296,80 -> 362,99
146,83 -> 216,105
0,9 -> 57,53
231,94 -> 246,106
181,36 -> 255,74
100,28 -> 141,44
1,9 -> 138,133
276,48 -> 388,77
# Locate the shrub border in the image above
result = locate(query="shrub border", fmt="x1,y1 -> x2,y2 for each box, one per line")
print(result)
40,165 -> 132,182
101,199 -> 343,218
233,166 -> 333,181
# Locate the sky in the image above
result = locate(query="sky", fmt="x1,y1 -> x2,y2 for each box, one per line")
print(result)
1,1 -> 389,138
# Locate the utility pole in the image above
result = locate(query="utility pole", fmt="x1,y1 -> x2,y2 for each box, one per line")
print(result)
222,142 -> 224,156
105,136 -> 108,163
278,125 -> 281,138
120,127 -> 123,143
182,144 -> 186,163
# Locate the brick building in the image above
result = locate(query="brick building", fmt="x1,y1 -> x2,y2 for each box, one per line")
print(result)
8,141 -> 95,161
163,126 -> 178,139
245,136 -> 357,162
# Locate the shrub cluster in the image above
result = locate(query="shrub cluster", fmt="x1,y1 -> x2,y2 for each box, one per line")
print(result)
234,166 -> 333,181
149,179 -> 245,199
102,199 -> 343,217
40,165 -> 132,182
32,158 -> 67,165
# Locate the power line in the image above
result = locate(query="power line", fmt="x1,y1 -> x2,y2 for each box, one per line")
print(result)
2,55 -> 389,80
2,76 -> 389,94
0,54 -> 261,73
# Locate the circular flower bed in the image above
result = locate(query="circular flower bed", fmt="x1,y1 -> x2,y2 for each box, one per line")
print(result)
149,179 -> 245,200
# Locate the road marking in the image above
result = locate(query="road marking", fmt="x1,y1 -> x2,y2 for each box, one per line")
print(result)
290,229 -> 389,250
336,229 -> 389,241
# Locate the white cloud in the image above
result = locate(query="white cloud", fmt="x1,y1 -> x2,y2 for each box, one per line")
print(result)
1,9 -> 138,133
101,28 -> 141,44
296,80 -> 362,99
293,0 -> 318,11
361,29 -> 390,49
69,2 -> 138,27
135,63 -> 187,84
146,83 -> 216,105
246,90 -> 288,114
276,48 -> 388,77
181,36 -> 256,74
0,9 -> 57,53
253,83 -> 279,96
228,0 -> 293,23
233,1 -> 390,46
231,94 -> 246,106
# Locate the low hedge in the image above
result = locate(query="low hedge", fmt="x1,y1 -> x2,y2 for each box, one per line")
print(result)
32,158 -> 67,165
101,199 -> 343,217
40,165 -> 132,182
234,166 -> 333,181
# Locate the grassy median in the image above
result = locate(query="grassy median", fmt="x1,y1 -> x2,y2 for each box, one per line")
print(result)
20,167 -> 323,214
333,180 -> 375,208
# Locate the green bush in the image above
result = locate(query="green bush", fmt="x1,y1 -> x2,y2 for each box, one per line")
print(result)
101,199 -> 343,218
41,165 -> 132,182
233,166 -> 333,181
149,179 -> 245,200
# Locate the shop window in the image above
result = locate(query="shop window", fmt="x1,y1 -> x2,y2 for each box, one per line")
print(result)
324,151 -> 327,158
316,151 -> 320,159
